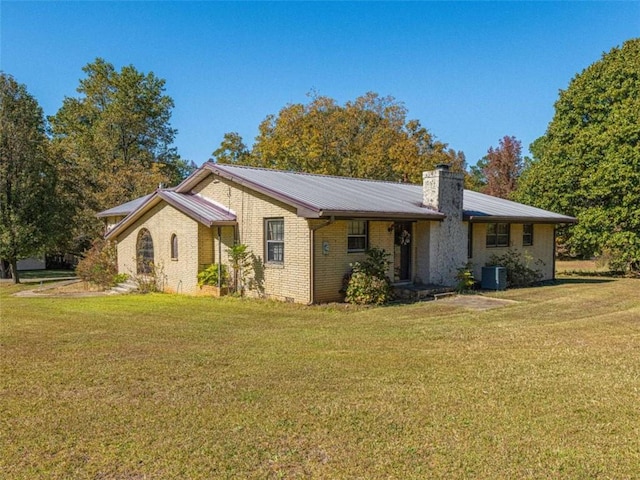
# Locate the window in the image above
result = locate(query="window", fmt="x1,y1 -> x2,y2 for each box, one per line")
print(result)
136,228 -> 154,274
171,234 -> 178,260
486,223 -> 510,248
347,220 -> 368,252
523,224 -> 534,246
266,218 -> 284,263
467,222 -> 473,258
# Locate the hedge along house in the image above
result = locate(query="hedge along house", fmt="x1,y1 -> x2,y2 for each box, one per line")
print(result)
100,162 -> 576,303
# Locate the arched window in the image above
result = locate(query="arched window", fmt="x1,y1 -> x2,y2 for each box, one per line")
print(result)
171,234 -> 178,260
136,228 -> 154,274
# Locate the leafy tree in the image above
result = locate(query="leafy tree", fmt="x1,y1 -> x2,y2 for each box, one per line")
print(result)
212,132 -> 251,165
480,135 -> 523,199
0,74 -> 63,283
468,158 -> 488,192
49,58 -> 193,251
213,92 -> 467,183
516,39 -> 640,272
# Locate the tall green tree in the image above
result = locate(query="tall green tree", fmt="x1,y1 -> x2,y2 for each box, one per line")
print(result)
516,38 -> 640,272
213,92 -> 467,183
50,58 -> 193,251
0,74 -> 62,283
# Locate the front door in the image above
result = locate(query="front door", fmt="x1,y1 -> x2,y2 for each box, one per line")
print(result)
394,222 -> 412,282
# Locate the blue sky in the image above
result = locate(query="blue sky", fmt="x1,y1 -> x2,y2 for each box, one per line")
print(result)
2,1 -> 638,168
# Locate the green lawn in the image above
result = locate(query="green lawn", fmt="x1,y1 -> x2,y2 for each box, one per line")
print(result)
1,278 -> 639,479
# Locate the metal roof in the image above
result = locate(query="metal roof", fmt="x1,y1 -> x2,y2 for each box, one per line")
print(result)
101,163 -> 576,233
96,194 -> 153,218
202,163 -> 445,219
462,190 -> 576,223
104,190 -> 236,240
158,191 -> 236,225
203,163 -> 575,223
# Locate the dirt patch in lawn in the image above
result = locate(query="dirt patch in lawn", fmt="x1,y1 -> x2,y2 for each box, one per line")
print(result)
13,280 -> 110,298
438,294 -> 518,311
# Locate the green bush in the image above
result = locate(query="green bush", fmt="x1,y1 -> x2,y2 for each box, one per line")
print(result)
345,247 -> 391,305
113,273 -> 129,285
456,264 -> 475,293
345,271 -> 390,305
487,250 -> 543,287
197,264 -> 229,288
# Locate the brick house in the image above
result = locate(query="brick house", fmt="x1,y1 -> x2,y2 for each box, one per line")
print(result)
100,162 -> 575,303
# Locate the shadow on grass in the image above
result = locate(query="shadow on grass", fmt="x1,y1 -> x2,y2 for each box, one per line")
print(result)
553,277 -> 616,285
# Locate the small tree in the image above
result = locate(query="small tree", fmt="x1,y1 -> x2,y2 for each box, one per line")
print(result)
226,244 -> 253,295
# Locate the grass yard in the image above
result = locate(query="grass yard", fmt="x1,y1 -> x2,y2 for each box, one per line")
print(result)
1,278 -> 639,479
556,259 -> 612,276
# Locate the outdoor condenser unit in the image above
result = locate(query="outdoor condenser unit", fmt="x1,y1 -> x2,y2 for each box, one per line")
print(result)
481,266 -> 507,290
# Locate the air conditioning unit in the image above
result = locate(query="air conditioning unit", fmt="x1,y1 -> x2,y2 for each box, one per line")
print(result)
481,266 -> 507,290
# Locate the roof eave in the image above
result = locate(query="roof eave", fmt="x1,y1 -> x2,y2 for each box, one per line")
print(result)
466,214 -> 577,224
316,210 -> 445,220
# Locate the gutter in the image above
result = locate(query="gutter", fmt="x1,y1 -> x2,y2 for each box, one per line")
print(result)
465,215 -> 577,224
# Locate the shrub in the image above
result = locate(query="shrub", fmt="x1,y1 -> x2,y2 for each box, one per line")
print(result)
345,271 -> 390,306
130,261 -> 165,293
75,239 -> 118,288
345,247 -> 391,305
356,247 -> 390,279
197,264 -> 229,288
456,264 -> 475,293
487,250 -> 543,287
113,273 -> 129,285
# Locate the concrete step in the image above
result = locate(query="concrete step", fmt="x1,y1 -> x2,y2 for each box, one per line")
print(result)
392,284 -> 456,302
108,279 -> 139,295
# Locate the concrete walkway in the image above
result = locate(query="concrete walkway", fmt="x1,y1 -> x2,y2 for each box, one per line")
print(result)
11,279 -> 111,298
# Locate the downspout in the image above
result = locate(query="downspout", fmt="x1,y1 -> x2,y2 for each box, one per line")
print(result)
217,226 -> 222,289
308,217 -> 335,305
552,226 -> 557,281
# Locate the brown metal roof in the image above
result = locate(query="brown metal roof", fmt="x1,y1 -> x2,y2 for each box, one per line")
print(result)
201,163 -> 575,223
104,190 -> 236,240
102,164 -> 576,236
201,163 -> 445,220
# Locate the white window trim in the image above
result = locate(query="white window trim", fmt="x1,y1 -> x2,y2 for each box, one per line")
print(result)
347,220 -> 368,253
265,218 -> 284,264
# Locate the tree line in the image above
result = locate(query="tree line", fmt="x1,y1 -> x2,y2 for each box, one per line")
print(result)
1,38 -> 638,281
1,59 -> 195,282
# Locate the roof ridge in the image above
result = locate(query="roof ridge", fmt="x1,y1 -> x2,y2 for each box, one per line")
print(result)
207,161 -> 418,187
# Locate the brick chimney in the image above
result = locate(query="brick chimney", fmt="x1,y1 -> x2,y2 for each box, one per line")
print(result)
422,164 -> 463,218
422,164 -> 467,286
